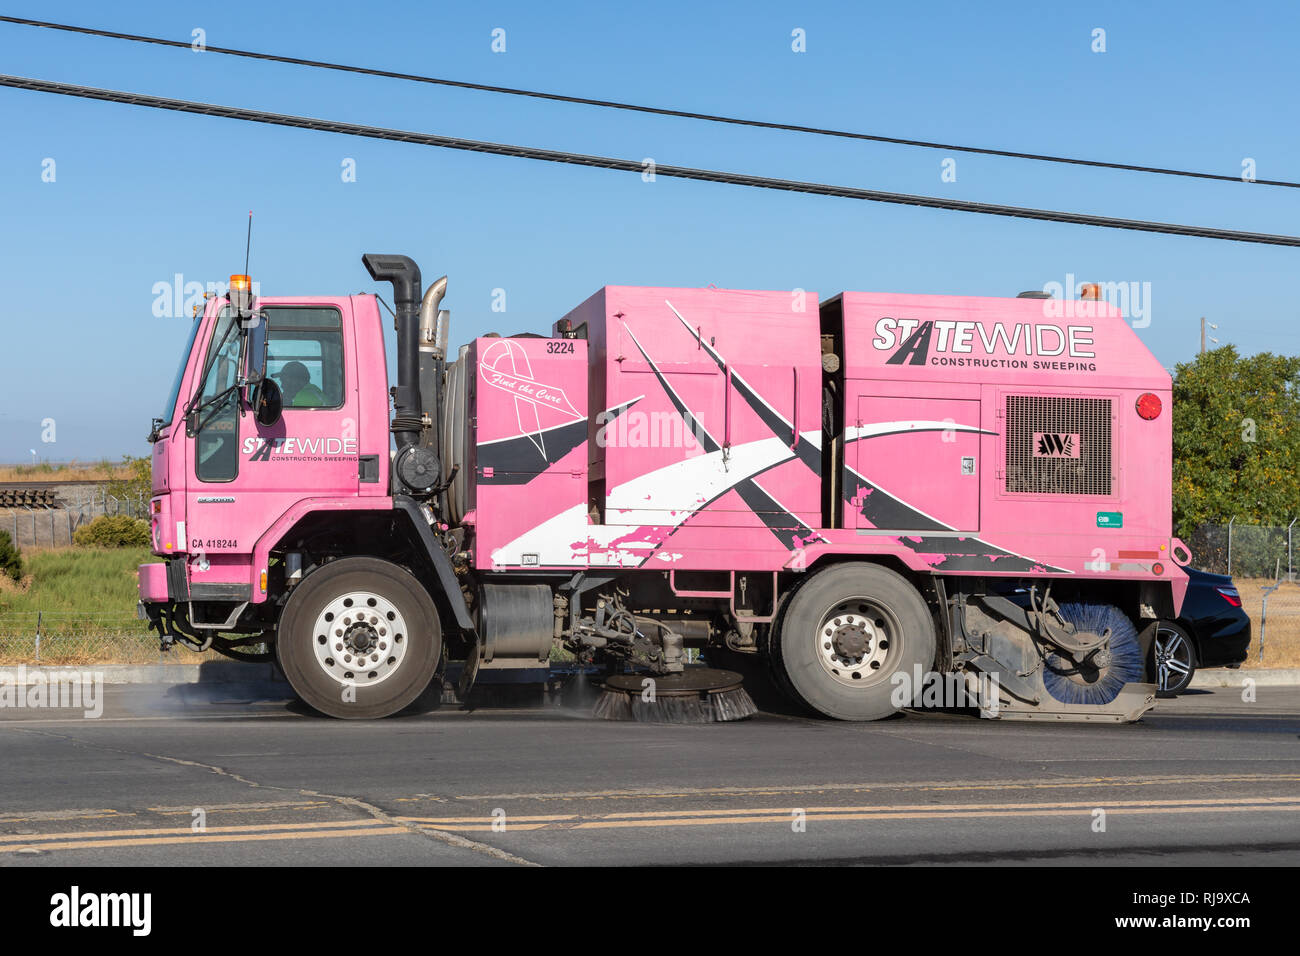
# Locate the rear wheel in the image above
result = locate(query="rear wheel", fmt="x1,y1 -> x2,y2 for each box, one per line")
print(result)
1151,621 -> 1197,698
772,563 -> 935,720
277,557 -> 442,719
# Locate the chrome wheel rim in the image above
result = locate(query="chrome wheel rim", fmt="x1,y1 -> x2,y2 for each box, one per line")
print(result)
813,597 -> 901,688
1153,626 -> 1192,692
311,591 -> 408,688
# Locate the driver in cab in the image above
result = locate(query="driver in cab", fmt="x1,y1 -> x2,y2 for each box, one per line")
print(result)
277,361 -> 326,407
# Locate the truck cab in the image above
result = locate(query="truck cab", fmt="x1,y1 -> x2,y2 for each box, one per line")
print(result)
143,284 -> 392,630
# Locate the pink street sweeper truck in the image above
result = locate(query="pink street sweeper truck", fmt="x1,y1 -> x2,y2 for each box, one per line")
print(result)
137,254 -> 1185,722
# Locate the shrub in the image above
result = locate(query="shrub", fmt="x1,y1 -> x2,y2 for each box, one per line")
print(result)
73,515 -> 151,549
0,530 -> 22,582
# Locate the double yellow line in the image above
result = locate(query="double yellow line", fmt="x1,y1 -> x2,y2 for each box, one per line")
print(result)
0,818 -> 403,854
5,794 -> 1299,854
403,795 -> 1300,832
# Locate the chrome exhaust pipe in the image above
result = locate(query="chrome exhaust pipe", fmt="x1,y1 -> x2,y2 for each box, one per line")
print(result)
419,275 -> 449,359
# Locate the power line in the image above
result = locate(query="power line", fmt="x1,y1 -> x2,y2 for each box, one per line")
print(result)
2,14 -> 1296,190
3,72 -> 1299,248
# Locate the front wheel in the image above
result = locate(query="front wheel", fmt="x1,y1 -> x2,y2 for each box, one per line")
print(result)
1151,621 -> 1197,698
771,563 -> 936,720
277,557 -> 442,718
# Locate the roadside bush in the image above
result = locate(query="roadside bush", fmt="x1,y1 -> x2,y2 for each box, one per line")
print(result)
0,530 -> 22,582
73,515 -> 151,549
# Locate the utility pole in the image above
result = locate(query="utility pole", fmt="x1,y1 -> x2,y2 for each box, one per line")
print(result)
1200,317 -> 1219,355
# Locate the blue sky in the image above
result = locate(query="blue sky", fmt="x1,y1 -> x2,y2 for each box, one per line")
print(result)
2,0 -> 1298,460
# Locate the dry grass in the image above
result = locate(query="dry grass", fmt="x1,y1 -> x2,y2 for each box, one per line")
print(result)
0,638 -> 221,666
0,546 -> 154,664
1226,578 -> 1300,669
0,460 -> 130,483
0,546 -> 230,666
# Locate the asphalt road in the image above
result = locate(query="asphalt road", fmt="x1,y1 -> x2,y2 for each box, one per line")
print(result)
1,680 -> 1298,866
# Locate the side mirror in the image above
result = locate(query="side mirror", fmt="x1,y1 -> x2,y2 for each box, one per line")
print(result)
252,378 -> 283,427
240,308 -> 269,412
243,310 -> 269,382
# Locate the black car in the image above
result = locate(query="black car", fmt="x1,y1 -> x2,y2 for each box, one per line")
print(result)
1152,567 -> 1252,697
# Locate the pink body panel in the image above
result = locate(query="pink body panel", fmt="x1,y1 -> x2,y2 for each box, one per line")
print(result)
137,562 -> 168,601
833,293 -> 1178,589
472,286 -> 1186,611
473,336 -> 590,570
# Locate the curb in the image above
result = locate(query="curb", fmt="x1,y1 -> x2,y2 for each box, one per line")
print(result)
1188,668 -> 1300,688
0,662 -> 286,685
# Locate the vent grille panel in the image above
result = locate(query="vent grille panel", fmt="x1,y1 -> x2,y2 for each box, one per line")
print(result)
1005,395 -> 1112,495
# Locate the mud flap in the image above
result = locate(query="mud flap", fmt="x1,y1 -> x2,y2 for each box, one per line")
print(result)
457,634 -> 481,700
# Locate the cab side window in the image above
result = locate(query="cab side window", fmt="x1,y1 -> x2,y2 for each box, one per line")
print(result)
264,307 -> 345,409
195,308 -> 241,482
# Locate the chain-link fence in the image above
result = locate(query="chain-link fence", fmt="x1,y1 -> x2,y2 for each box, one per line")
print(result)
1232,580 -> 1300,666
1,489 -> 148,550
1184,523 -> 1231,575
1186,519 -> 1300,580
0,613 -> 223,666
1184,520 -> 1300,666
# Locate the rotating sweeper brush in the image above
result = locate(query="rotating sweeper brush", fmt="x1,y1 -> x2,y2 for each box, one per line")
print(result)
956,591 -> 1157,722
1041,602 -> 1146,706
593,668 -> 758,723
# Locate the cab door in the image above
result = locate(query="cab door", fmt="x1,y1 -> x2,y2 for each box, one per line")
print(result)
185,301 -> 359,592
183,304 -> 247,591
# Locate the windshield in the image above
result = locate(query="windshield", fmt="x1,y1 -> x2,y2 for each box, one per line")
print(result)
159,316 -> 203,426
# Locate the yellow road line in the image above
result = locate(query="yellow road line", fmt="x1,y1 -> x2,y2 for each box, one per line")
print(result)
449,772 -> 1300,803
0,817 -> 392,847
1,826 -> 406,854
400,794 -> 1300,826
415,803 -> 1300,833
149,800 -> 330,816
0,810 -> 133,825
5,795 -> 1300,853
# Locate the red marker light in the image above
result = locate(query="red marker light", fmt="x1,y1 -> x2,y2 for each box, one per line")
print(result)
1136,393 -> 1162,420
1152,562 -> 1164,575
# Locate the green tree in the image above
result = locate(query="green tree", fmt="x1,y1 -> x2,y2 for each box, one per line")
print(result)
1172,345 -> 1300,540
106,454 -> 151,507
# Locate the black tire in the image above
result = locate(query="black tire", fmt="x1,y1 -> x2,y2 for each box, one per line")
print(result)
771,563 -> 936,721
1151,621 -> 1197,698
277,557 -> 442,719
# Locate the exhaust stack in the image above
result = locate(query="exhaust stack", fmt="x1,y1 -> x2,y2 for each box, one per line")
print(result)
362,253 -> 422,451
417,276 -> 449,456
